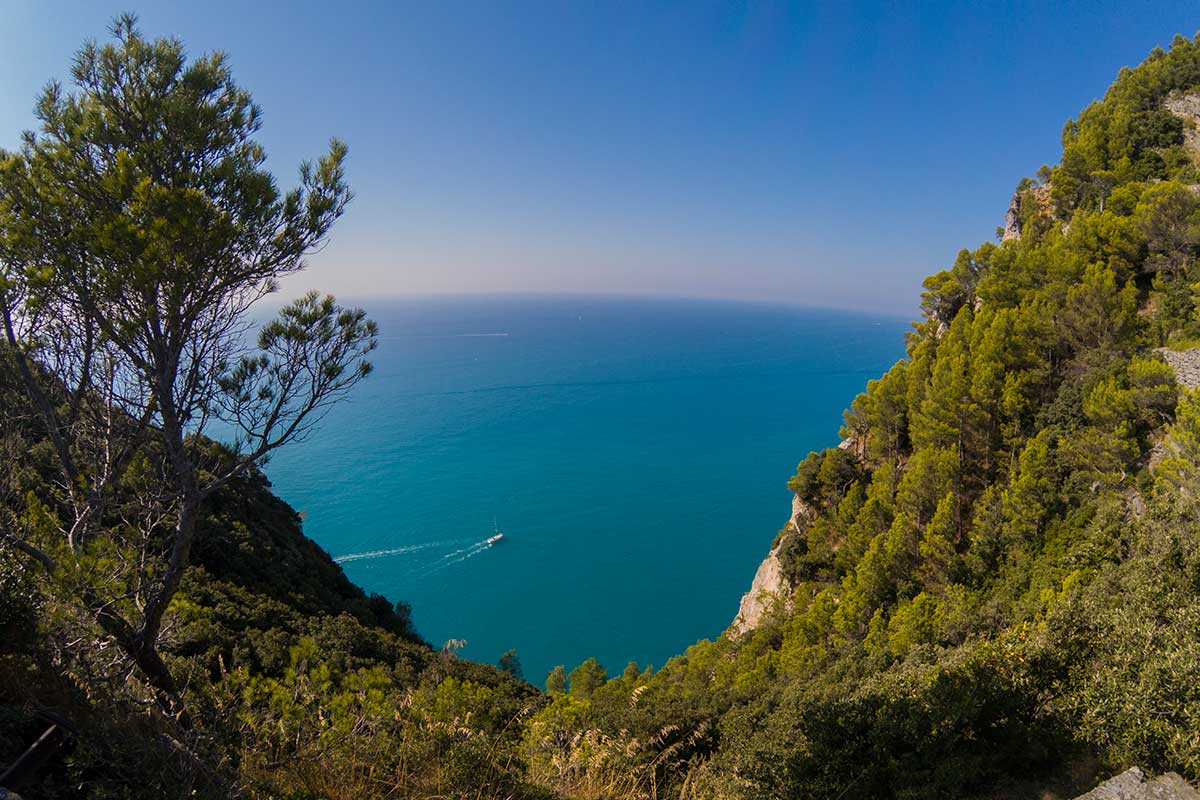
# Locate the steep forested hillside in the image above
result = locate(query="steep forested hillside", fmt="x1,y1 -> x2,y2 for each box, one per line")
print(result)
0,355 -> 546,798
0,18 -> 545,800
7,23 -> 1200,800
514,33 -> 1200,800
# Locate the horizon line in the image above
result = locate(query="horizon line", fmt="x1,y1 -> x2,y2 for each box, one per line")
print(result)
262,287 -> 920,321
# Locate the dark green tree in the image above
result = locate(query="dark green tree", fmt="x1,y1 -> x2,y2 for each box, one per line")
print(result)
498,649 -> 524,681
1135,181 -> 1200,278
545,665 -> 567,696
567,657 -> 607,700
0,16 -> 374,722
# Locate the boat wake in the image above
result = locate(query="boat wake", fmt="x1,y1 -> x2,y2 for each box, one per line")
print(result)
335,529 -> 504,576
333,539 -> 465,564
411,538 -> 496,579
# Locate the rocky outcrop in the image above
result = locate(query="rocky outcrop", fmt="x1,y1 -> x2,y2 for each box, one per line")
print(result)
838,434 -> 866,461
1145,348 -> 1200,473
730,547 -> 787,636
790,492 -> 817,529
1156,347 -> 1200,390
1002,189 -> 1023,241
1165,91 -> 1200,165
730,494 -> 811,636
1073,767 -> 1199,799
1001,183 -> 1053,242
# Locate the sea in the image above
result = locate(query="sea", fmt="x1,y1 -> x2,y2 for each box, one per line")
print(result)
261,294 -> 909,682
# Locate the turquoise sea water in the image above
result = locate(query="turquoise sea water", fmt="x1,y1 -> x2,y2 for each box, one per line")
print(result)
262,295 -> 908,682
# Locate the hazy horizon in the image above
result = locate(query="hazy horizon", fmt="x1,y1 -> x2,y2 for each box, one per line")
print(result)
259,287 -> 922,319
4,1 -> 1199,314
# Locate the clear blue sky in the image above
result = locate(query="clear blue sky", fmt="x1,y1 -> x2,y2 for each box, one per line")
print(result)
2,1 -> 1198,313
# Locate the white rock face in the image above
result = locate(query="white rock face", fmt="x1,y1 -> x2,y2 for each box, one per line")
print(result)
1165,91 -> 1200,164
1073,766 -> 1200,800
1150,347 -> 1200,474
730,547 -> 787,636
1000,182 -> 1054,242
729,494 -> 812,636
1002,189 -> 1023,242
1156,347 -> 1200,390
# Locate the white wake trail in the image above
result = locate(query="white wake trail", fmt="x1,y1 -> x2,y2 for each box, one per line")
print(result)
334,539 -> 463,564
413,539 -> 493,578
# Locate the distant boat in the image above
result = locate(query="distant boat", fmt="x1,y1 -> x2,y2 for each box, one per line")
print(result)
487,517 -> 505,546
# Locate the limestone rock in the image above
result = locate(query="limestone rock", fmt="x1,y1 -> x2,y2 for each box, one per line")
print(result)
1155,347 -> 1200,390
1002,189 -> 1023,241
838,434 -> 866,461
730,546 -> 787,636
1165,91 -> 1200,165
788,492 -> 816,529
1001,183 -> 1054,242
730,494 -> 810,636
1073,766 -> 1200,800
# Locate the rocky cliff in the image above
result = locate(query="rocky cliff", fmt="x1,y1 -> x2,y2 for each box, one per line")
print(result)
1001,182 -> 1054,242
1165,90 -> 1200,165
1002,189 -> 1023,241
1074,767 -> 1200,800
730,493 -> 813,635
1157,346 -> 1200,390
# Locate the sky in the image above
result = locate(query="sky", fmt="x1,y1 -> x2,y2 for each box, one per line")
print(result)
2,1 -> 1199,313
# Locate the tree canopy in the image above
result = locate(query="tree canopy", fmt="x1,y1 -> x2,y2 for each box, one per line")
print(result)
0,14 -> 375,723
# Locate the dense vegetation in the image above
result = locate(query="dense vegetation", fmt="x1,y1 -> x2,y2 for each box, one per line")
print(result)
516,33 -> 1200,800
0,17 -> 545,800
6,19 -> 1200,800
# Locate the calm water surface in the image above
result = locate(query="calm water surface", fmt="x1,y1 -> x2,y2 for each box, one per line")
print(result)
262,295 -> 908,681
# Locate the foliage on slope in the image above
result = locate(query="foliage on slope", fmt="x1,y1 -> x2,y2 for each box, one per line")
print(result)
0,356 -> 547,799
8,23 -> 1200,800
520,32 -> 1200,800
0,18 -> 548,799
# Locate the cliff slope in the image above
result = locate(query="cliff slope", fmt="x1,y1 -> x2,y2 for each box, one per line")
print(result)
520,33 -> 1200,800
